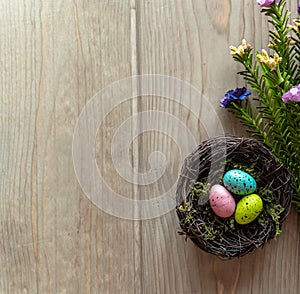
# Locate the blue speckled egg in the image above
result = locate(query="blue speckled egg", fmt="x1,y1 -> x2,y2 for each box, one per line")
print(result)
223,169 -> 257,195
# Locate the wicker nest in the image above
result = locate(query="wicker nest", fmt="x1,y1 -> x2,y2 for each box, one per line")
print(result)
176,135 -> 293,259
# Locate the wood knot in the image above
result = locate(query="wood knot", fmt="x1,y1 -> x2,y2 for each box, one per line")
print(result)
205,0 -> 231,33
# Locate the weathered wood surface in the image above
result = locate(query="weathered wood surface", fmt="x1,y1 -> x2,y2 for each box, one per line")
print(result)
0,0 -> 299,293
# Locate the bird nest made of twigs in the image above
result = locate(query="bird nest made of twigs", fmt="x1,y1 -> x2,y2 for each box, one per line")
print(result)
176,135 -> 293,259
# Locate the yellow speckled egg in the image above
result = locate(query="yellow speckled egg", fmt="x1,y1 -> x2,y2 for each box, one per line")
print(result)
235,194 -> 263,225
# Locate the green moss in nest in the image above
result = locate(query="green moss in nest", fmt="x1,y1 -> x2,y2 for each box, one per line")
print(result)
179,162 -> 285,241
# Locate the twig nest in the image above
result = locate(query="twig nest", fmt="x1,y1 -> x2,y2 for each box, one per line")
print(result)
176,135 -> 293,259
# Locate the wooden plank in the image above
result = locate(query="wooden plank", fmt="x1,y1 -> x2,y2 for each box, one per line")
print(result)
0,1 -> 42,292
0,0 -> 141,293
137,0 -> 300,293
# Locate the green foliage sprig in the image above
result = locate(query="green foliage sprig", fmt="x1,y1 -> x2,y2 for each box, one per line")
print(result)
224,0 -> 300,210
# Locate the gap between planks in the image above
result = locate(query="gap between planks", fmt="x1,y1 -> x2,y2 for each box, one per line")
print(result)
130,1 -> 143,293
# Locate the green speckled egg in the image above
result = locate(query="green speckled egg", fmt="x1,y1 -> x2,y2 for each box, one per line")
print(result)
235,194 -> 263,225
223,169 -> 257,195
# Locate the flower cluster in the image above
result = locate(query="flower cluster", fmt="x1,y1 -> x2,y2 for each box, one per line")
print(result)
257,0 -> 279,7
230,39 -> 251,57
282,84 -> 300,103
220,88 -> 252,108
256,49 -> 282,70
220,0 -> 300,211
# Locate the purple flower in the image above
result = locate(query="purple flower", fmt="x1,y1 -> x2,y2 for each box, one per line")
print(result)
257,0 -> 279,7
298,3 -> 300,13
220,96 -> 234,108
282,84 -> 300,103
220,87 -> 252,108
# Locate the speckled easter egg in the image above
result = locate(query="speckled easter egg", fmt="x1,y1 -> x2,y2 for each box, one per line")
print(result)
223,169 -> 257,195
209,184 -> 236,218
235,194 -> 263,225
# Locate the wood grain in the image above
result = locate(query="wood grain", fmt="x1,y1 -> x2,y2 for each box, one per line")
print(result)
138,1 -> 299,294
0,0 -> 299,293
1,0 -> 140,293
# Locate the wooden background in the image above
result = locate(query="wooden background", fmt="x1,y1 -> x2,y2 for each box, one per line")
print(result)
1,0 -> 300,293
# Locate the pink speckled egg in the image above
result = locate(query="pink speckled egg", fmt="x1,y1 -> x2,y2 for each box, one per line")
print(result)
209,184 -> 236,218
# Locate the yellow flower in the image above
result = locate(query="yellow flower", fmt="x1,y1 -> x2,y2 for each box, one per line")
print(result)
230,39 -> 251,57
257,49 -> 269,63
293,19 -> 300,27
273,53 -> 282,64
241,39 -> 248,50
256,50 -> 282,70
286,34 -> 295,45
292,19 -> 300,32
230,45 -> 244,56
289,40 -> 296,46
